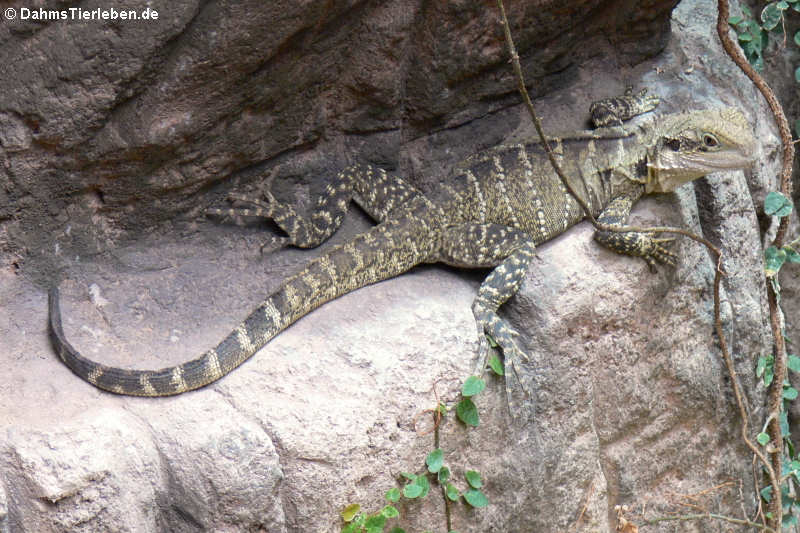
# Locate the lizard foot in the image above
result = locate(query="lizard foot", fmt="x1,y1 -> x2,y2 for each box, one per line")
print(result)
473,306 -> 533,418
640,235 -> 676,271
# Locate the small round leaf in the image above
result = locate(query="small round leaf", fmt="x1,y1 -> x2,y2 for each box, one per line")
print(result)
765,246 -> 787,277
463,488 -> 489,508
381,505 -> 399,518
762,2 -> 783,30
465,470 -> 483,489
341,503 -> 361,522
456,398 -> 480,427
403,482 -> 423,499
426,448 -> 444,473
764,191 -> 794,217
462,376 -> 486,397
365,514 -> 386,530
385,487 -> 401,502
757,432 -> 771,445
438,466 -> 451,483
489,354 -> 505,375
446,482 -> 460,501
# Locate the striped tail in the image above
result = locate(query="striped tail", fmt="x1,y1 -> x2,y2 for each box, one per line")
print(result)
49,214 -> 436,396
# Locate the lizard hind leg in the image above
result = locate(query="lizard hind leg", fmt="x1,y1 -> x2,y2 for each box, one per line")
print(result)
206,164 -> 426,250
436,223 -> 537,417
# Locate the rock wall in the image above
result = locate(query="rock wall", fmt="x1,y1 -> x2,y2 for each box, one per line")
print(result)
0,0 -> 781,531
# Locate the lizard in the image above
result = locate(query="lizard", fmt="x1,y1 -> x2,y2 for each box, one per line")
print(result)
47,89 -> 756,397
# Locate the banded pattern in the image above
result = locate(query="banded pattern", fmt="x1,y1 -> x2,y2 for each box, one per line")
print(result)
48,89 -> 756,397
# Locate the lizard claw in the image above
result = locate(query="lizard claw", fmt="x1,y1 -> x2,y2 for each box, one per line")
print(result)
473,308 -> 533,418
627,87 -> 660,113
642,236 -> 676,269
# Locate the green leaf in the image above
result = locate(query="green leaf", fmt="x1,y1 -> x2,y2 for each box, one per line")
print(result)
445,483 -> 460,501
465,470 -> 483,489
456,398 -> 480,427
341,503 -> 361,522
796,65 -> 800,82
403,482 -> 423,499
342,523 -> 358,533
488,354 -> 505,375
462,376 -> 486,397
463,488 -> 489,508
788,355 -> 800,372
784,514 -> 799,527
762,485 -> 773,502
757,432 -> 771,445
738,32 -> 753,42
785,247 -> 800,264
426,448 -> 444,473
438,466 -> 451,483
742,5 -> 752,17
389,528 -> 406,533
765,246 -> 787,277
400,472 -> 416,481
365,513 -> 386,531
765,191 -> 794,217
486,333 -> 498,348
385,487 -> 401,503
757,355 -> 770,378
795,30 -> 800,46
784,386 -> 799,400
760,355 -> 775,386
729,15 -> 744,25
781,411 -> 790,436
779,0 -> 790,8
415,474 -> 430,498
762,3 -> 783,30
381,505 -> 399,518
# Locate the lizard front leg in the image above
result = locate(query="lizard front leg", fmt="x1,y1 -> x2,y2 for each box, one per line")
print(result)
206,164 -> 425,249
593,187 -> 676,269
589,87 -> 660,128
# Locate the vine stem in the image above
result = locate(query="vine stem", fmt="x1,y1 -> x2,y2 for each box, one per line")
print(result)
717,1 -> 796,530
643,512 -> 776,531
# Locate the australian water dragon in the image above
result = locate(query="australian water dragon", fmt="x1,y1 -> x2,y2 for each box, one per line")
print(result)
48,90 -> 756,396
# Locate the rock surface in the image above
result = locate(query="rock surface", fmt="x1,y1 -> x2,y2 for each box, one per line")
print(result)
0,0 -> 781,531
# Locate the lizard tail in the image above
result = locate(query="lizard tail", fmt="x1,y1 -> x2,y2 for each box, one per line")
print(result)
49,214 -> 435,396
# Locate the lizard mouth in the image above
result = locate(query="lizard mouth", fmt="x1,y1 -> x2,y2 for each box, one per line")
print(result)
646,149 -> 755,193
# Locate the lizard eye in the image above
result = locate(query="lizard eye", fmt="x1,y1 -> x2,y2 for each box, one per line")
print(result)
702,133 -> 719,148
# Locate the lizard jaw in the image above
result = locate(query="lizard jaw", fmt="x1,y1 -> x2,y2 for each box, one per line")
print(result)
644,107 -> 756,194
646,149 -> 755,193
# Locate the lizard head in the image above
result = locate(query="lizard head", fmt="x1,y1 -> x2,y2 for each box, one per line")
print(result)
646,107 -> 755,193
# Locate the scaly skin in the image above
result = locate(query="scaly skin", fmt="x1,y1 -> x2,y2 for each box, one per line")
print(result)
48,90 -> 756,396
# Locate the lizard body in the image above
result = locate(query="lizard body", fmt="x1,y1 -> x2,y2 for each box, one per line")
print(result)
48,91 -> 755,396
